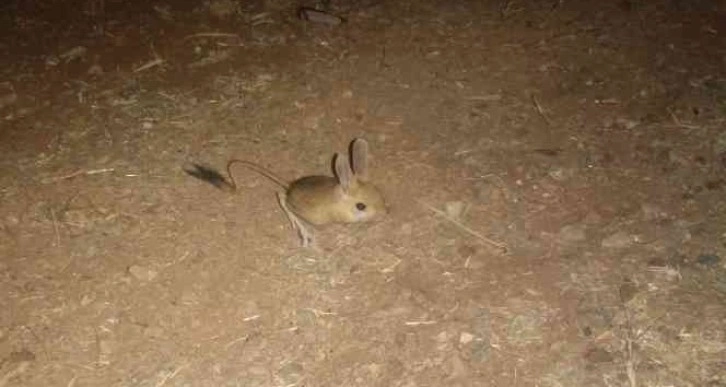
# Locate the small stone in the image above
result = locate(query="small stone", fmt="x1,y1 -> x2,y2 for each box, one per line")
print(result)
601,231 -> 633,248
80,294 -> 94,306
559,224 -> 586,243
367,363 -> 383,378
641,203 -> 666,220
436,331 -> 449,343
615,117 -> 639,130
459,332 -> 475,345
180,290 -> 198,305
548,167 -> 565,180
128,265 -> 158,281
5,215 -> 20,225
696,254 -> 720,267
87,64 -> 104,76
436,331 -> 452,351
278,362 -> 304,385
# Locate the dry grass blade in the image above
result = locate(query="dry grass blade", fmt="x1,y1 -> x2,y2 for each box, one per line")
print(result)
134,59 -> 165,73
531,94 -> 552,127
183,32 -> 242,41
418,200 -> 507,252
154,363 -> 188,387
42,168 -> 115,183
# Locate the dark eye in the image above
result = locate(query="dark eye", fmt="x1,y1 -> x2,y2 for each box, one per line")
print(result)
356,202 -> 367,211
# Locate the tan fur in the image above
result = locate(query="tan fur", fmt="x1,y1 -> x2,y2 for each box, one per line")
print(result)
186,138 -> 386,247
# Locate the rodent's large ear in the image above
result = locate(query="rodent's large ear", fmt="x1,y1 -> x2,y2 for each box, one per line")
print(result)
334,153 -> 353,194
350,138 -> 369,181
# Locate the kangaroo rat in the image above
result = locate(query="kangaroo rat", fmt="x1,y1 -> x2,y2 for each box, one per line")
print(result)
185,138 -> 386,247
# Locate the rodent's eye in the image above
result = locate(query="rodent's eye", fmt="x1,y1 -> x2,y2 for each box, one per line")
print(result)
356,202 -> 367,211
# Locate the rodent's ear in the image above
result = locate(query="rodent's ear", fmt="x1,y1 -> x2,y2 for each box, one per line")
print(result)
350,138 -> 369,181
334,153 -> 353,194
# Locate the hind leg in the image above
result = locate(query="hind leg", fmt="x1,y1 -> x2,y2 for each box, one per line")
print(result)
277,192 -> 313,247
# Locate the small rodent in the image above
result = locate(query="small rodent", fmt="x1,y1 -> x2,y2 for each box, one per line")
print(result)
184,138 -> 386,247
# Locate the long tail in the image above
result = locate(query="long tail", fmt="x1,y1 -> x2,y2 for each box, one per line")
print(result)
184,160 -> 288,192
226,159 -> 288,190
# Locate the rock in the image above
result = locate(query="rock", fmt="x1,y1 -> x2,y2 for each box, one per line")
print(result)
601,231 -> 634,248
548,167 -> 574,181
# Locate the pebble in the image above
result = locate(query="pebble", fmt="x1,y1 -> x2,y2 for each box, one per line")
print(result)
459,332 -> 475,345
80,294 -> 94,306
641,203 -> 667,220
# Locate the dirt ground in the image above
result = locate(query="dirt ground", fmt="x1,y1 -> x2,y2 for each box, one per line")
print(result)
1,0 -> 725,386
